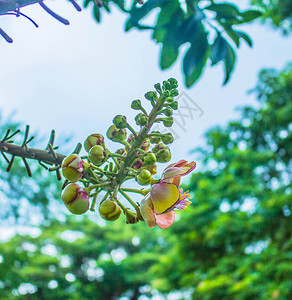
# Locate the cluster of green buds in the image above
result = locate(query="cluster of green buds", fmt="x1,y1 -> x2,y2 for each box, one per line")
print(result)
60,78 -> 193,227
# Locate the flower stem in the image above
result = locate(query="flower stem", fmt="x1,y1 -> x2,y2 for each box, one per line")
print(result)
121,187 -> 149,196
119,189 -> 138,209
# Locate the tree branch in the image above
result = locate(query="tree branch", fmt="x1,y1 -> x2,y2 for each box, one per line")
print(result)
0,0 -> 38,14
0,140 -> 66,166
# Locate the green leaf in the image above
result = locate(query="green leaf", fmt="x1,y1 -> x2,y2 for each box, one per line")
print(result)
152,0 -> 182,43
210,34 -> 226,66
113,0 -> 126,12
217,20 -> 253,48
183,27 -> 209,87
224,25 -> 240,47
93,6 -> 101,22
84,0 -> 91,8
205,3 -> 240,20
160,44 -> 179,69
126,0 -> 169,31
210,33 -> 236,84
223,41 -> 236,84
237,31 -> 253,47
103,2 -> 111,13
240,10 -> 262,23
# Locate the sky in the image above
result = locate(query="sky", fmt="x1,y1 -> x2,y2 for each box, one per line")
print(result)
0,0 -> 291,165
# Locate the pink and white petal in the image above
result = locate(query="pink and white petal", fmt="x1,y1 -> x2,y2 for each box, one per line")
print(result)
140,196 -> 156,228
173,160 -> 188,168
162,162 -> 196,181
155,211 -> 175,229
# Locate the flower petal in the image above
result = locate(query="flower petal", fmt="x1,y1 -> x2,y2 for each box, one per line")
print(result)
140,195 -> 156,228
162,161 -> 196,181
155,211 -> 175,229
150,183 -> 179,215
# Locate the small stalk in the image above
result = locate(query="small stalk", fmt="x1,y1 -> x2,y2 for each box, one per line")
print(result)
119,189 -> 139,209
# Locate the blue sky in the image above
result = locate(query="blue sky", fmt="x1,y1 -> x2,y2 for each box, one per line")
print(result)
0,0 -> 291,164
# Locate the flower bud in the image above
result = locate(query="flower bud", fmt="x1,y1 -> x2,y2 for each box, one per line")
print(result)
116,148 -> 126,156
132,158 -> 143,170
135,113 -> 148,126
162,117 -> 174,127
125,209 -> 137,224
143,164 -> 157,175
84,134 -> 104,153
61,183 -> 89,214
61,154 -> 84,182
169,101 -> 178,110
136,169 -> 152,185
106,125 -> 127,143
163,80 -> 171,91
164,107 -> 173,117
161,133 -> 174,144
141,139 -> 150,152
113,115 -> 127,129
99,199 -> 121,221
154,83 -> 162,94
144,91 -> 158,101
170,89 -> 179,96
89,145 -> 107,166
168,78 -> 178,88
152,143 -> 171,163
131,99 -> 142,110
149,131 -> 162,144
142,152 -> 156,166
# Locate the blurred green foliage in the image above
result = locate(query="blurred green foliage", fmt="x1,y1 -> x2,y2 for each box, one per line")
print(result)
0,63 -> 291,298
251,0 -> 292,34
84,0 -> 262,87
151,63 -> 292,299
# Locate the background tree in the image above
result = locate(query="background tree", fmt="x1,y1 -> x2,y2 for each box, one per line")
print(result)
251,0 -> 292,34
0,216 -> 163,299
151,63 -> 292,299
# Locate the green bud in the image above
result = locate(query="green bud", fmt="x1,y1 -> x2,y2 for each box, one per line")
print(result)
166,97 -> 174,103
143,164 -> 157,175
132,158 -> 143,170
89,145 -> 107,166
125,209 -> 137,224
99,199 -> 121,221
161,133 -> 174,144
163,80 -> 170,91
162,117 -> 174,127
131,99 -> 142,110
164,107 -> 173,117
170,89 -> 179,97
61,183 -> 89,215
136,169 -> 152,185
149,131 -> 161,144
135,113 -> 148,126
152,143 -> 171,163
61,154 -> 84,182
168,78 -> 178,89
84,134 -> 104,153
154,83 -> 162,94
141,139 -> 150,151
142,152 -> 156,166
144,91 -> 158,101
106,125 -> 127,143
169,101 -> 178,110
113,115 -> 127,129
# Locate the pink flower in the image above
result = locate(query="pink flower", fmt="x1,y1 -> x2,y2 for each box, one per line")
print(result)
140,160 -> 196,229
